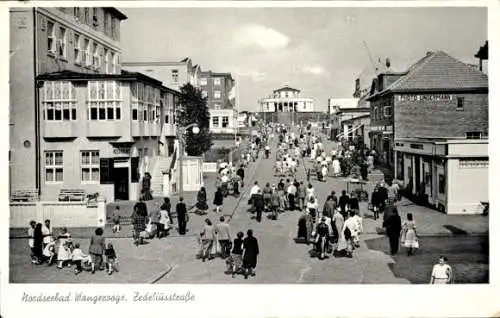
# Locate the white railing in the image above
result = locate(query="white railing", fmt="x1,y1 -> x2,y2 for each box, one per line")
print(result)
10,200 -> 107,228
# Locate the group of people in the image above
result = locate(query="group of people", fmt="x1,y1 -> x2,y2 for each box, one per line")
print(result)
27,219 -> 118,275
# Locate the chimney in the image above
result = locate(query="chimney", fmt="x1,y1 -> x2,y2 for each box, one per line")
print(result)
353,78 -> 361,98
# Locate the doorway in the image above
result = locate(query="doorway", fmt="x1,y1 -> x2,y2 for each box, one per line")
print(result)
113,167 -> 129,201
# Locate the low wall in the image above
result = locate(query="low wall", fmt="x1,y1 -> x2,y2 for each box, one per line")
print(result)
10,201 -> 107,228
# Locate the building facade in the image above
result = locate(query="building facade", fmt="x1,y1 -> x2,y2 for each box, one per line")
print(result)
367,51 -> 488,169
35,71 -> 181,202
199,71 -> 237,134
260,86 -> 314,113
121,58 -> 201,91
394,138 -> 488,214
10,7 -> 127,193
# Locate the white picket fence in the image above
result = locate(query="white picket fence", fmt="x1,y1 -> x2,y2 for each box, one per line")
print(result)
10,200 -> 107,228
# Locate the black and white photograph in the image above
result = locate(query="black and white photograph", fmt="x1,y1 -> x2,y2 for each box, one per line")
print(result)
1,1 -> 498,317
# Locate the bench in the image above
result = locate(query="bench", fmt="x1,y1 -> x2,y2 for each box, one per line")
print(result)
10,189 -> 39,202
58,189 -> 86,202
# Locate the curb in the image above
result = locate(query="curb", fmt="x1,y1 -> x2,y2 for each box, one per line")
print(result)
150,264 -> 176,284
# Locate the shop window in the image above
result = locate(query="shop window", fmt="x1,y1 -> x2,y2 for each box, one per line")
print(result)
438,174 -> 445,194
45,151 -> 63,182
81,151 -> 99,182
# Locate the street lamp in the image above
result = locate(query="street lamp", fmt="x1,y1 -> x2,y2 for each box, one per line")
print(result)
177,123 -> 199,198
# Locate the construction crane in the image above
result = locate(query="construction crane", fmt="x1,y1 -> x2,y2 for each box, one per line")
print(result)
363,40 -> 379,74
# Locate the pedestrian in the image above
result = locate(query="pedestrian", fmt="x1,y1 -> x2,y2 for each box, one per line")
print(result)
71,242 -> 87,275
111,206 -> 121,233
226,231 -> 244,278
237,165 -> 245,187
254,189 -> 265,222
88,228 -> 105,274
322,195 -> 336,219
42,219 -> 52,249
27,220 -> 36,263
131,204 -> 147,245
56,227 -> 72,269
270,186 -> 281,220
263,182 -> 273,210
339,190 -> 350,218
371,185 -> 382,220
297,210 -> 313,245
306,183 -> 316,200
430,256 -> 453,284
401,213 -> 419,256
160,197 -> 172,223
249,181 -> 260,206
332,208 -> 345,255
195,187 -> 209,214
306,196 -> 319,225
176,197 -> 188,235
342,211 -> 358,258
215,216 -> 231,259
330,191 -> 338,206
33,223 -> 44,264
158,206 -> 171,238
199,218 -> 216,262
297,181 -> 307,210
287,181 -> 297,211
104,242 -> 118,275
349,193 -> 360,215
149,204 -> 161,238
383,207 -> 402,255
315,217 -> 331,260
242,229 -> 259,279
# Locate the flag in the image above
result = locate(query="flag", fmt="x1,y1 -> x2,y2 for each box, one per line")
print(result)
228,85 -> 236,100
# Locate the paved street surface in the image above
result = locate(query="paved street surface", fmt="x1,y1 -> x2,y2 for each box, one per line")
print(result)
9,129 -> 488,284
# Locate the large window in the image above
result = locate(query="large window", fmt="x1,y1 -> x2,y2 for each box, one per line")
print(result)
81,151 -> 99,182
47,21 -> 56,53
171,70 -> 179,84
222,116 -> 229,128
212,116 -> 219,127
113,53 -> 119,74
83,38 -> 90,66
214,90 -> 221,99
131,83 -> 160,123
383,106 -> 392,117
74,33 -> 81,64
200,78 -> 207,86
214,78 -> 221,86
92,43 -> 100,70
103,49 -> 109,73
41,81 -> 77,121
57,26 -> 67,58
87,81 -> 122,120
45,151 -> 63,182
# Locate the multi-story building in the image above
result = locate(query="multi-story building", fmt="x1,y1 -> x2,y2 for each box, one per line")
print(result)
260,86 -> 314,113
475,41 -> 488,75
10,7 -> 127,193
368,51 -> 488,169
199,71 -> 237,134
122,58 -> 201,91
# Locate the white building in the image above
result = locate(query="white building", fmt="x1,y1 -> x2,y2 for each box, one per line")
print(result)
260,86 -> 314,113
328,98 -> 360,114
394,138 -> 488,214
209,109 -> 238,134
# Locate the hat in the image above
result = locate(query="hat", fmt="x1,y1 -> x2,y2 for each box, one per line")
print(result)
321,216 -> 326,221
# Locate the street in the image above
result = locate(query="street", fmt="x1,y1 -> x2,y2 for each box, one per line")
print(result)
9,134 -> 489,284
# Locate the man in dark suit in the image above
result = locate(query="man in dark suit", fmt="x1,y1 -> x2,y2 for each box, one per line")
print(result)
176,197 -> 188,235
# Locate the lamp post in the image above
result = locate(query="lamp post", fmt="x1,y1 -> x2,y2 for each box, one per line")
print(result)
177,123 -> 200,198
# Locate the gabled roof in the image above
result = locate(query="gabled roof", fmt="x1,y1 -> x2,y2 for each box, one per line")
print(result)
368,51 -> 488,99
475,41 -> 488,59
273,86 -> 300,93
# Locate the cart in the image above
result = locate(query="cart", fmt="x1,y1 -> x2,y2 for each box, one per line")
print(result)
346,178 -> 369,201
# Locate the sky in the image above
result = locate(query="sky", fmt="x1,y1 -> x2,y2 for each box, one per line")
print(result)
119,7 -> 487,112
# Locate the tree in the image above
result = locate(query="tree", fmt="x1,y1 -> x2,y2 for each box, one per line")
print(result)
177,83 -> 213,156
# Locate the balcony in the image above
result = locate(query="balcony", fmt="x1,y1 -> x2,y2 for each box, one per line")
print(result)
43,121 -> 79,138
86,121 -> 123,137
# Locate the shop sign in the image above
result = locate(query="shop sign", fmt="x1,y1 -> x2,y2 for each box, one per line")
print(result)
397,94 -> 453,102
113,147 -> 131,156
370,125 -> 393,132
459,159 -> 489,169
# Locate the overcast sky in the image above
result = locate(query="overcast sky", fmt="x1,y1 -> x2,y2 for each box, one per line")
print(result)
119,7 -> 487,112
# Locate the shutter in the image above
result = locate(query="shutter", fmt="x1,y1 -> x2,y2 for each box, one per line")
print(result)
131,157 -> 140,183
100,158 -> 114,184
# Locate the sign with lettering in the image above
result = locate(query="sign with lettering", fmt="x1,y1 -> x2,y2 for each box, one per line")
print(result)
203,162 -> 217,173
459,159 -> 489,169
397,94 -> 453,102
113,147 -> 131,156
370,125 -> 393,132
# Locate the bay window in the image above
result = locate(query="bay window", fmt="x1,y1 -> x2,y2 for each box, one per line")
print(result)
87,81 -> 122,121
41,81 -> 77,121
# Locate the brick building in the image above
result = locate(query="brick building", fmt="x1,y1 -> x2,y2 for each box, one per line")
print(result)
10,7 -> 127,193
367,51 -> 488,169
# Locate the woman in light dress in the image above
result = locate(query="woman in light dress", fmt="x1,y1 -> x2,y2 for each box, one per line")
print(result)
430,256 -> 453,284
401,213 -> 419,256
332,157 -> 341,177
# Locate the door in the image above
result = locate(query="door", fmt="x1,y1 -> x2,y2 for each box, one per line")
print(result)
113,167 -> 129,201
415,156 -> 421,194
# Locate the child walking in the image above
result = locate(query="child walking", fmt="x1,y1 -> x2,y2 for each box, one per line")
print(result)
71,242 -> 88,275
112,207 -> 121,233
104,242 -> 118,275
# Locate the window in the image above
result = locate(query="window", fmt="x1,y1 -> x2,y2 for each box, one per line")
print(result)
456,97 -> 464,111
222,116 -> 229,128
47,21 -> 56,53
214,103 -> 221,110
111,17 -> 117,40
92,8 -> 98,27
83,38 -> 90,66
45,151 -> 63,182
200,78 -> 207,86
214,90 -> 221,99
466,131 -> 482,139
87,81 -> 122,120
104,12 -> 109,35
73,7 -> 80,20
84,8 -> 90,24
112,53 -> 119,74
171,70 -> 179,84
41,81 -> 77,121
201,90 -> 208,98
93,43 -> 100,70
214,78 -> 221,86
74,33 -> 81,64
212,116 -> 219,127
438,174 -> 445,194
383,106 -> 392,117
373,107 -> 378,120
57,27 -> 67,58
165,114 -> 169,124
103,49 -> 109,73
81,151 -> 99,182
